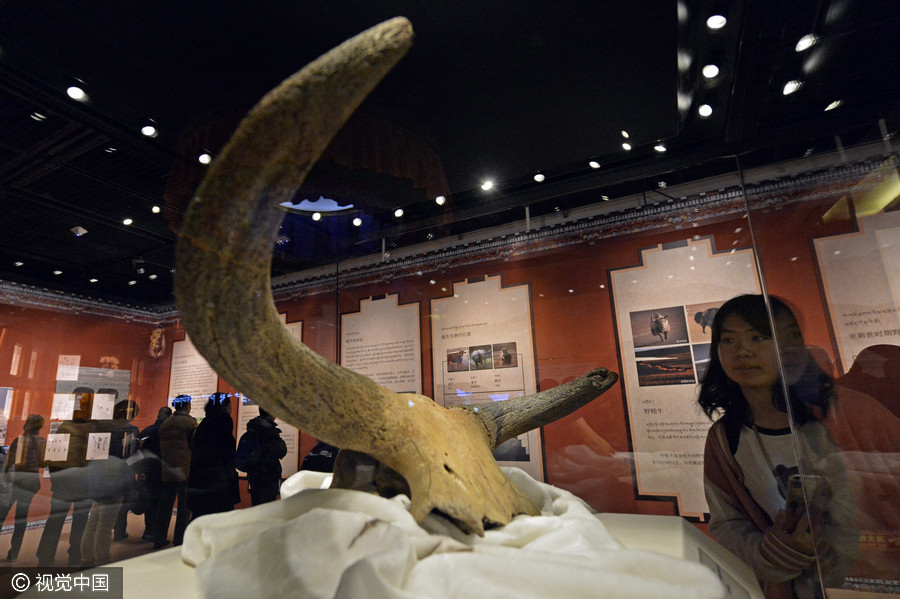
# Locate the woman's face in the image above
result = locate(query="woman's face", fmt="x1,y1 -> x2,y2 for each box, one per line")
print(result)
717,313 -> 780,394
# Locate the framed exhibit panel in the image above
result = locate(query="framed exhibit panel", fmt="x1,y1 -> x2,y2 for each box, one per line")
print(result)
340,293 -> 422,394
815,209 -> 900,374
167,334 -> 219,419
610,237 -> 760,518
430,275 -> 541,480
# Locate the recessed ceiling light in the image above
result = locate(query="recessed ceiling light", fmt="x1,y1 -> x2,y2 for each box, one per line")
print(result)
123,218 -> 133,225
152,205 -> 161,214
533,173 -> 545,182
70,225 -> 88,237
198,153 -> 212,164
825,100 -> 843,111
14,261 -> 24,267
104,146 -> 117,153
589,160 -> 601,169
795,34 -> 819,52
311,212 -> 322,221
620,130 -> 630,139
782,80 -> 803,95
481,180 -> 494,191
622,142 -> 632,151
149,274 -> 158,280
141,125 -> 158,138
89,278 -> 98,283
53,270 -> 63,275
352,217 -> 362,227
128,280 -> 137,286
66,86 -> 88,102
654,143 -> 667,152
394,208 -> 404,218
602,195 -> 610,201
706,15 -> 727,30
702,64 -> 720,79
30,112 -> 47,121
435,195 -> 446,205
698,104 -> 713,118
658,181 -> 667,188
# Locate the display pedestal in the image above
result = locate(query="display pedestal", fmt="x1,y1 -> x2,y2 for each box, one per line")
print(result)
105,513 -> 766,599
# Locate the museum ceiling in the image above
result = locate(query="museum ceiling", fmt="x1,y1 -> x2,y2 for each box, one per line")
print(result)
0,0 -> 898,307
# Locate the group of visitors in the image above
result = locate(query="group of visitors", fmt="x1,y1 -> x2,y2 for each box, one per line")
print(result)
0,390 -> 292,566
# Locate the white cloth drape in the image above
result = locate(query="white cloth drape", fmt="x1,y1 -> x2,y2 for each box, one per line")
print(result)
182,468 -> 725,599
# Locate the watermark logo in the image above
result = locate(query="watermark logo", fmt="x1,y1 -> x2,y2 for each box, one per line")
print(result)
0,567 -> 123,598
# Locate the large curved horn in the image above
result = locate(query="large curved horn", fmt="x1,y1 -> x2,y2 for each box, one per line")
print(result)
175,18 -> 618,535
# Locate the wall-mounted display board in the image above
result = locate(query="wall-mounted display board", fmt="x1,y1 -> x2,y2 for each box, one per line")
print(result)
340,294 -> 422,394
54,367 -> 133,407
168,334 -> 219,419
610,237 -> 760,518
815,210 -> 900,374
430,275 -> 541,480
0,386 -> 11,444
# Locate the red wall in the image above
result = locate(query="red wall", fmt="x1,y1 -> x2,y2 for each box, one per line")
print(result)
0,185 -> 858,522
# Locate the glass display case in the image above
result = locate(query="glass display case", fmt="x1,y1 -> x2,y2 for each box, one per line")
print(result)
2,141 -> 898,598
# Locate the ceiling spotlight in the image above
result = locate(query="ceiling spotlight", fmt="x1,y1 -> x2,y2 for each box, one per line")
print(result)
89,278 -> 98,283
782,80 -> 803,95
481,180 -> 494,191
658,181 -> 667,188
128,280 -> 137,286
706,15 -> 727,30
533,173 -> 545,182
795,34 -> 819,52
149,274 -> 158,280
141,124 -> 158,138
66,86 -> 88,102
825,100 -> 843,111
701,64 -> 720,79
601,195 -> 610,201
70,225 -> 88,237
698,104 -> 713,118
311,212 -> 322,221
53,270 -> 63,275
30,112 -> 48,121
435,195 -> 446,205
620,130 -> 630,139
104,146 -> 117,153
198,153 -> 212,164
622,142 -> 632,151
394,208 -> 404,218
589,160 -> 601,169
654,143 -> 667,152
14,261 -> 24,267
352,217 -> 362,227
151,205 -> 161,214
122,218 -> 133,226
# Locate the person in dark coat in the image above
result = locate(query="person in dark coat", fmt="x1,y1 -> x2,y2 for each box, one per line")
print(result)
136,406 -> 172,541
244,408 -> 287,505
187,393 -> 240,520
109,398 -> 141,542
1,414 -> 47,562
37,388 -> 94,566
154,395 -> 196,548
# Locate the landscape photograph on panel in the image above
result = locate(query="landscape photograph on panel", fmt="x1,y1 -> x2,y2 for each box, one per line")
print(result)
634,346 -> 696,387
